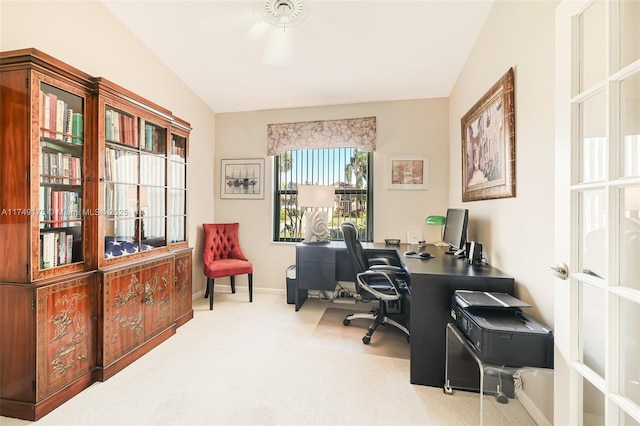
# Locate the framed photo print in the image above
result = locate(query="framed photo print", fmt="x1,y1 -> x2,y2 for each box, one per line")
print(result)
461,67 -> 515,202
387,156 -> 429,190
220,158 -> 265,199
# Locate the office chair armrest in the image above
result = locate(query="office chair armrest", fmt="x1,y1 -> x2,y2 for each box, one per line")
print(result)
356,270 -> 401,301
369,264 -> 405,273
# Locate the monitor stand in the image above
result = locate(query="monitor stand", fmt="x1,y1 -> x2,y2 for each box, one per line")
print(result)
445,247 -> 466,256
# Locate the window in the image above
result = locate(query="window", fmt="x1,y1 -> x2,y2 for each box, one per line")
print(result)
273,148 -> 372,242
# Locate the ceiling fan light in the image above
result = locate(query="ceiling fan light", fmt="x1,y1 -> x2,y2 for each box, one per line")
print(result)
264,0 -> 304,27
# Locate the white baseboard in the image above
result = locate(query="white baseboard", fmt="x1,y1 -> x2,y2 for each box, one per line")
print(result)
517,389 -> 551,426
193,286 -> 286,300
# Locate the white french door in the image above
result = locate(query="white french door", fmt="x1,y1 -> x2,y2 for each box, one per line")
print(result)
554,0 -> 640,424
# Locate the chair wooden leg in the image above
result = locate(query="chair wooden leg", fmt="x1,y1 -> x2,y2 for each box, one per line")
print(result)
230,276 -> 236,294
207,278 -> 214,310
248,273 -> 253,302
204,277 -> 210,298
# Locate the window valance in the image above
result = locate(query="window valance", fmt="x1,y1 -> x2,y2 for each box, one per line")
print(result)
267,116 -> 376,155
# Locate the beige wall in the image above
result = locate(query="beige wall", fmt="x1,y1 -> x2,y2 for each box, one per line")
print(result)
215,99 -> 450,291
448,1 -> 559,423
3,0 -> 559,421
1,0 -> 216,289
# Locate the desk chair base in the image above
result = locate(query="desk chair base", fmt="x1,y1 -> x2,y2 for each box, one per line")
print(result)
343,306 -> 410,345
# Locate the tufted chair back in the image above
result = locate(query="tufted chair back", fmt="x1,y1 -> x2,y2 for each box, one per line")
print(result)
203,223 -> 248,263
202,223 -> 253,310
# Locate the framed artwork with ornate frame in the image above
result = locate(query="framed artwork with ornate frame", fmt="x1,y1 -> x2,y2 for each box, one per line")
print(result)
220,158 -> 265,199
461,67 -> 515,202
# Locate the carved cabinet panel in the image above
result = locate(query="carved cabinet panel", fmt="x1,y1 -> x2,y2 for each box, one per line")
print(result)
102,267 -> 145,366
172,248 -> 193,325
141,259 -> 173,337
100,255 -> 174,367
36,275 -> 97,400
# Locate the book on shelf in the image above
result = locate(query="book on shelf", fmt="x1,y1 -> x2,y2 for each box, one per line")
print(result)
41,233 -> 54,269
58,231 -> 66,265
64,107 -> 73,143
66,234 -> 73,265
41,92 -> 51,138
72,113 -> 83,145
55,99 -> 65,141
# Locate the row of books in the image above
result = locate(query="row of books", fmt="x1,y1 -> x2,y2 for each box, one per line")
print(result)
141,121 -> 165,153
105,108 -> 138,147
39,188 -> 82,229
41,231 -> 73,269
41,150 -> 82,185
170,137 -> 187,160
40,90 -> 83,144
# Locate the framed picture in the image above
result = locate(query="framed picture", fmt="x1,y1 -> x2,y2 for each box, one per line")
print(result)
220,158 -> 265,199
461,67 -> 515,202
387,156 -> 429,190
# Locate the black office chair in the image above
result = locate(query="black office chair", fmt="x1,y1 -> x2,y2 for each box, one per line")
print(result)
341,221 -> 410,344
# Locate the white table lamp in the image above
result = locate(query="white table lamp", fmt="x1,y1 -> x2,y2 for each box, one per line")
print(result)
297,185 -> 334,243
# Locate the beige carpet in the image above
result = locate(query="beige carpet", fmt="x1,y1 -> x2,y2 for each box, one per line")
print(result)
1,293 -> 537,426
309,307 -> 410,360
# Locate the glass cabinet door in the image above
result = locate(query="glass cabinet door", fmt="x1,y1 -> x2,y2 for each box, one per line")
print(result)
169,133 -> 187,244
38,82 -> 85,270
103,105 -> 167,259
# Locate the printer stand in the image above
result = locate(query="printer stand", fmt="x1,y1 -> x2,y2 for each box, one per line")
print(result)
444,323 -> 520,425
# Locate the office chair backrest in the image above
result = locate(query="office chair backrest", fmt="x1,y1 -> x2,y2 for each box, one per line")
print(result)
342,221 -> 368,274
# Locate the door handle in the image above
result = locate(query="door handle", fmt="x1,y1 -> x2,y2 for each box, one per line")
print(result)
548,263 -> 569,280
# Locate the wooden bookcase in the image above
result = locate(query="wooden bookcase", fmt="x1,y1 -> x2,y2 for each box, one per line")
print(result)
0,48 -> 193,421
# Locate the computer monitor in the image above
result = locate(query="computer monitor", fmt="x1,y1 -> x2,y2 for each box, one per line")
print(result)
442,208 -> 469,255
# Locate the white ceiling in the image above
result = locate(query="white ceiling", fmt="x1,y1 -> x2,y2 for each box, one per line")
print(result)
101,0 -> 494,113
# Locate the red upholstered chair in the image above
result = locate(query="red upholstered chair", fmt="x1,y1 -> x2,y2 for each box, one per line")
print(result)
202,223 -> 253,310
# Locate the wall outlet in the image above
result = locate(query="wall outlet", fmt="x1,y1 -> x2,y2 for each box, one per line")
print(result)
407,229 -> 423,245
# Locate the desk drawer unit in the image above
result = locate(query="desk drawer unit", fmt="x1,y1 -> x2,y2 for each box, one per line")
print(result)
296,245 -> 336,291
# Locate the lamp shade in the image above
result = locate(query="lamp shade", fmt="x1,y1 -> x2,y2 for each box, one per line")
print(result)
297,185 -> 334,208
426,215 -> 446,226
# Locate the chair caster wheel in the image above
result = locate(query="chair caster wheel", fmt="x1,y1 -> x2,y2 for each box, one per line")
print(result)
343,319 -> 351,326
362,335 -> 371,344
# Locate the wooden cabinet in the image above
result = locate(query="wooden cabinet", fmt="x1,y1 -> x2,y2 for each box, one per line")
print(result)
0,49 -> 193,421
173,247 -> 194,326
0,272 -> 97,420
0,49 -> 94,283
98,254 -> 174,380
95,77 -> 173,267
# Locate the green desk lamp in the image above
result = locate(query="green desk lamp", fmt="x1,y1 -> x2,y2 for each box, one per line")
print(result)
426,215 -> 448,247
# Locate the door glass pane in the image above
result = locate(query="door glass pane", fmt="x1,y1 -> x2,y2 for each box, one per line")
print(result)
106,147 -> 138,184
579,91 -> 607,182
621,408 -> 640,426
619,0 -> 640,70
620,71 -> 640,178
583,377 -> 605,425
619,296 -> 640,406
580,282 -> 606,377
580,0 -> 606,91
581,189 -> 607,279
620,187 -> 640,290
140,154 -> 166,185
141,217 -> 165,248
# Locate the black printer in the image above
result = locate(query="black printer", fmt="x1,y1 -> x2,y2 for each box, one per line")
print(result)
451,290 -> 553,369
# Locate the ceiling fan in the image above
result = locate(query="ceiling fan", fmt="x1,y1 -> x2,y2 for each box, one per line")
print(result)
253,0 -> 306,66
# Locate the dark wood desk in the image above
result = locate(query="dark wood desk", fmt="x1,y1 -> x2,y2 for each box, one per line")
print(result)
295,242 -> 514,388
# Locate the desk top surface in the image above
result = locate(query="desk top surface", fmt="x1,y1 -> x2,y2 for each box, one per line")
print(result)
299,241 -> 512,279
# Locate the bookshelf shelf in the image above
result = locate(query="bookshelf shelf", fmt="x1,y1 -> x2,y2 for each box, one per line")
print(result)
0,48 -> 193,421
